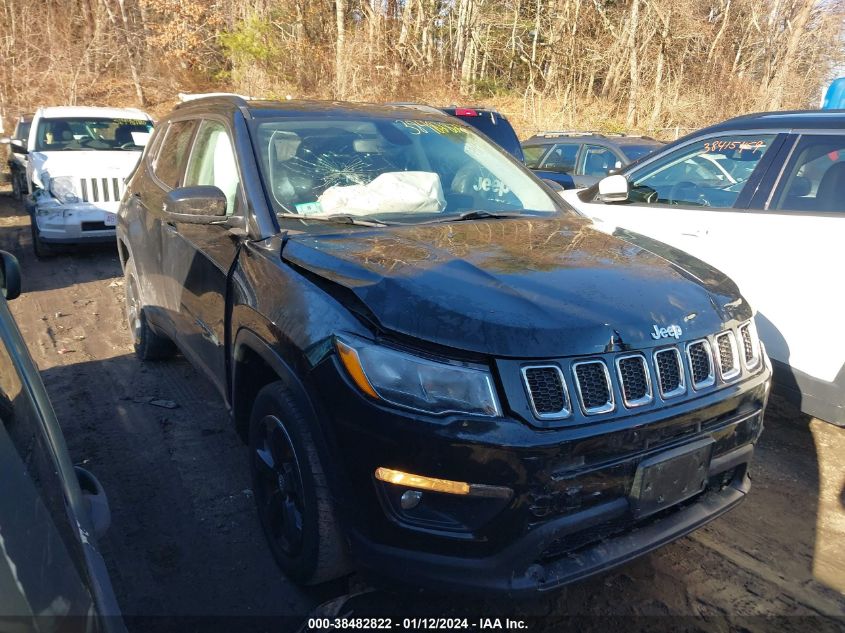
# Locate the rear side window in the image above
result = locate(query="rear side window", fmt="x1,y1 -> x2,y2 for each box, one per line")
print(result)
770,135 -> 845,213
541,143 -> 580,174
629,135 -> 776,207
522,145 -> 547,169
152,120 -> 196,189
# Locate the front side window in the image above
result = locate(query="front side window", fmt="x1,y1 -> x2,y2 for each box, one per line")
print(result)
620,143 -> 661,161
14,121 -> 31,142
628,135 -> 776,207
254,117 -> 561,223
152,120 -> 196,189
184,120 -> 240,215
540,143 -> 580,174
34,117 -> 152,152
770,135 -> 845,213
580,145 -> 617,177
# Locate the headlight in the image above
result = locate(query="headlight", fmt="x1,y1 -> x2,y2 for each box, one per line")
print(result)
335,336 -> 501,417
49,176 -> 79,204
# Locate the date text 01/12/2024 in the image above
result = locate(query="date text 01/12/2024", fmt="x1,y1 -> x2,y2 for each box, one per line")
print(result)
306,618 -> 529,630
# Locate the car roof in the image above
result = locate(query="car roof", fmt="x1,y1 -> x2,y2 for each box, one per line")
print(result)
522,132 -> 662,146
36,105 -> 152,120
698,109 -> 845,133
173,96 -> 461,123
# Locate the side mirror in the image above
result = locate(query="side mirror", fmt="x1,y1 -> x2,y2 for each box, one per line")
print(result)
0,251 -> 21,301
163,186 -> 228,224
0,137 -> 26,154
598,174 -> 630,203
75,467 -> 111,539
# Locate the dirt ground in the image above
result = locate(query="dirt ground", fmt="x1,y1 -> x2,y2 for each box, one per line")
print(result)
1,190 -> 843,632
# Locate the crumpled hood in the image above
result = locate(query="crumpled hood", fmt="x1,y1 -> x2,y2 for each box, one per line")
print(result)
283,216 -> 751,358
28,150 -> 142,188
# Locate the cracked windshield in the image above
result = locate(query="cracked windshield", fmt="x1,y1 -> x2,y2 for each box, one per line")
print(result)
256,118 -> 559,222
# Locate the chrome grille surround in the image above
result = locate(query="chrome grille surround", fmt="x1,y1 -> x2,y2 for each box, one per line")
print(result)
614,353 -> 653,408
521,365 -> 572,420
686,339 -> 716,390
652,346 -> 686,399
714,331 -> 741,381
572,360 -> 615,415
738,321 -> 761,370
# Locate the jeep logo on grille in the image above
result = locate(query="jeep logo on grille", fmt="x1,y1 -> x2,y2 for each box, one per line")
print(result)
651,324 -> 683,340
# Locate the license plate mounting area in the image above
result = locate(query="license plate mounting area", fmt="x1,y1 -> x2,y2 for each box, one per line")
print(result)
629,438 -> 713,520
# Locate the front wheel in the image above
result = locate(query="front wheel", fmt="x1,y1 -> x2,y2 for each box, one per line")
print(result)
124,257 -> 175,360
30,219 -> 56,259
249,381 -> 351,585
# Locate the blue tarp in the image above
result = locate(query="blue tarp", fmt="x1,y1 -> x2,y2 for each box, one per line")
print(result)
822,78 -> 845,109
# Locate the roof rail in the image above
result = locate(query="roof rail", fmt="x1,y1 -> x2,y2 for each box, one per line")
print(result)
535,130 -> 608,137
175,92 -> 256,109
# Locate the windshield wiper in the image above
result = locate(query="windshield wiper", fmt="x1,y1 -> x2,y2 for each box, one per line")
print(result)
275,212 -> 391,227
425,210 -> 524,224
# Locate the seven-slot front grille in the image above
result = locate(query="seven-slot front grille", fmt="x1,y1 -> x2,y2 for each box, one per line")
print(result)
615,354 -> 652,407
653,347 -> 685,398
686,340 -> 715,389
522,365 -> 571,419
573,360 -> 614,414
518,321 -> 760,422
715,331 -> 740,380
79,177 -> 124,203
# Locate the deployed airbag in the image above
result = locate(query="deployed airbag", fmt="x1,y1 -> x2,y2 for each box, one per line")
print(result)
317,171 -> 445,215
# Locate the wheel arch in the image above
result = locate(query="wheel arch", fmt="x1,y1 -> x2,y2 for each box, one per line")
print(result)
231,328 -> 317,443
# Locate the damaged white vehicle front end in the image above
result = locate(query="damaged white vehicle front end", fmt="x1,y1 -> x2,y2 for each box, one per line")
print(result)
26,107 -> 153,253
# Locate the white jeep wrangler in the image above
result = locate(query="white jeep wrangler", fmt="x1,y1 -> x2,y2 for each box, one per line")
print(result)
25,106 -> 153,256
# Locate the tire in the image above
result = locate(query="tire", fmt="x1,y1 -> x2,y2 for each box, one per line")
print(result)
124,257 -> 176,360
249,381 -> 351,585
30,218 -> 57,259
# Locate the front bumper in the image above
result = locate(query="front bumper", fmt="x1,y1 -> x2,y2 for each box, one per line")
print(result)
310,353 -> 770,595
348,442 -> 753,595
29,198 -> 117,244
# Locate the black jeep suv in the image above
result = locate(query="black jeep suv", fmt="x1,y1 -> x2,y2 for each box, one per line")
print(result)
117,96 -> 771,594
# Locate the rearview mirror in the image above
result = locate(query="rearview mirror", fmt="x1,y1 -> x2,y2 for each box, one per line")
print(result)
0,251 -> 21,301
164,186 -> 228,224
598,174 -> 630,203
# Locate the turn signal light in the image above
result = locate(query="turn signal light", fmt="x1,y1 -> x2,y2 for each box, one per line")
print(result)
336,339 -> 379,399
375,467 -> 471,495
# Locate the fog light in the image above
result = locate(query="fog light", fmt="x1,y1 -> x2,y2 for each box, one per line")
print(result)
400,490 -> 423,509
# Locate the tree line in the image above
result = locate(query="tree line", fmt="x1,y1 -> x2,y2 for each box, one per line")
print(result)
1,0 -> 842,137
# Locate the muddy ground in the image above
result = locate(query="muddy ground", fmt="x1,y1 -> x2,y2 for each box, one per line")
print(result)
1,190 -> 843,632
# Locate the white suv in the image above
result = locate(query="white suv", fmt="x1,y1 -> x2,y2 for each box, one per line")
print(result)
25,106 -> 153,256
562,110 -> 844,426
